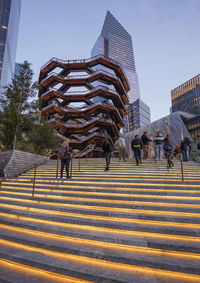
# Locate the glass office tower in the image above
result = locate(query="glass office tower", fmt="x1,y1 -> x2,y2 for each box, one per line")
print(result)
0,0 -> 21,94
91,11 -> 150,132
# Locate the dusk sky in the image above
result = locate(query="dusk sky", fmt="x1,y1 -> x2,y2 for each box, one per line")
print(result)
16,0 -> 200,122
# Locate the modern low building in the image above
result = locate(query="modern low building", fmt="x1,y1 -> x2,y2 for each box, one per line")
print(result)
0,0 -> 21,94
171,74 -> 200,115
91,10 -> 150,132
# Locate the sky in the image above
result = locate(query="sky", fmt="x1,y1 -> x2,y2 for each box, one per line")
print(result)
16,0 -> 200,122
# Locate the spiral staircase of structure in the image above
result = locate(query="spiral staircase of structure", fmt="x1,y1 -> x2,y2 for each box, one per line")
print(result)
38,55 -> 130,157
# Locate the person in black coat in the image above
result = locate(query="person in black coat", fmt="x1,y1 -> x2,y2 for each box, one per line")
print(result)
131,135 -> 143,165
102,138 -> 113,171
141,132 -> 151,159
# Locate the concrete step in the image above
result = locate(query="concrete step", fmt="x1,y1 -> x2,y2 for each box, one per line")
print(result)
0,258 -> 91,283
0,223 -> 200,276
0,158 -> 199,282
0,238 -> 200,283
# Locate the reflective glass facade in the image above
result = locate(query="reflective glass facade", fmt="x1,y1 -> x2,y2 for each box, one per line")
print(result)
0,0 -> 21,94
91,11 -> 140,103
171,74 -> 200,115
91,11 -> 151,132
123,99 -> 151,134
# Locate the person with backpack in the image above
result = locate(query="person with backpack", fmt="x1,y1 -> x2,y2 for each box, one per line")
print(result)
154,131 -> 164,160
164,135 -> 174,168
141,132 -> 151,159
58,141 -> 73,179
131,135 -> 143,165
102,138 -> 113,171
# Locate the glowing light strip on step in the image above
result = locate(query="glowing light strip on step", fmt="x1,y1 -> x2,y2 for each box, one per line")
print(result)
1,190 -> 200,207
3,182 -> 200,194
1,223 -> 200,260
0,206 -> 200,229
21,174 -> 200,183
1,185 -> 200,203
0,239 -> 200,282
0,258 -> 91,283
0,211 -> 200,244
1,197 -> 200,219
11,179 -> 200,188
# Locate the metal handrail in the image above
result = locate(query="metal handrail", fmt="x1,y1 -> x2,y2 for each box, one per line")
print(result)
41,54 -> 123,72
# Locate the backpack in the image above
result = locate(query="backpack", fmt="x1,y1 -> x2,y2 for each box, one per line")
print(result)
197,142 -> 200,150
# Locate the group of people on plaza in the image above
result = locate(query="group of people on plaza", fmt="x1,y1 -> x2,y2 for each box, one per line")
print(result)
58,132 -> 193,178
102,131 -> 192,171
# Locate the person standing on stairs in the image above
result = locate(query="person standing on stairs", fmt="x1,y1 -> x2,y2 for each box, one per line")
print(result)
164,135 -> 174,168
118,134 -> 127,161
102,138 -> 113,171
141,131 -> 151,159
154,131 -> 164,160
58,141 -> 73,179
131,135 -> 143,166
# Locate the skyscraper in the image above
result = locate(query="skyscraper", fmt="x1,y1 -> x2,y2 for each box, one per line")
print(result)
0,0 -> 21,94
91,11 -> 150,132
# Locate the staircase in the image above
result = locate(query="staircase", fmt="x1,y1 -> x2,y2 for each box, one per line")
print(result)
0,158 -> 200,282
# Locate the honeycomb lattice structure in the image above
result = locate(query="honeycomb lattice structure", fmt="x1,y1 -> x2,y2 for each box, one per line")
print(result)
38,55 -> 129,154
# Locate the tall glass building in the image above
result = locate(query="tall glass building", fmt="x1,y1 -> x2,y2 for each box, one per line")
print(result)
91,10 -> 150,131
0,0 -> 21,94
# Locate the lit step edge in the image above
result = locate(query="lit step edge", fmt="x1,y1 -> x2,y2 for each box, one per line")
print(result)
0,257 -> 91,283
1,197 -> 200,219
0,210 -> 200,246
4,182 -> 200,194
0,238 -> 200,283
1,191 -> 200,209
1,185 -> 200,203
0,206 -> 200,232
9,178 -> 200,188
1,223 -> 200,267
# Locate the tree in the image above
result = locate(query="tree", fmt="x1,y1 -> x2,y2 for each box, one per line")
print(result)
0,61 -> 38,150
27,123 -> 58,155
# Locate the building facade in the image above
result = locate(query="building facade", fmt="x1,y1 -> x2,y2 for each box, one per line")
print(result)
185,114 -> 200,140
91,10 -> 150,132
123,99 -> 151,134
171,74 -> 200,115
0,0 -> 21,94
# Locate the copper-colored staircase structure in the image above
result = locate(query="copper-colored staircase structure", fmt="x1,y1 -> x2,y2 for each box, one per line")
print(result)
38,55 -> 129,155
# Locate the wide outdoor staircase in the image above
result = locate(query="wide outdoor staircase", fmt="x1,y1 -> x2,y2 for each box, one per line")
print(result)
0,158 -> 200,282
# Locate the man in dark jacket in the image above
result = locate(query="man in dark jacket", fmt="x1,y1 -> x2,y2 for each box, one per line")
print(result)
141,132 -> 151,159
131,135 -> 143,165
180,138 -> 189,162
102,138 -> 113,171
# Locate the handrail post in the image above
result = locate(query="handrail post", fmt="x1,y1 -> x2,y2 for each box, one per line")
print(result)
167,152 -> 169,173
0,178 -> 2,191
70,158 -> 73,178
32,164 -> 37,197
180,159 -> 184,181
56,155 -> 59,178
86,153 -> 87,163
79,157 -> 80,171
